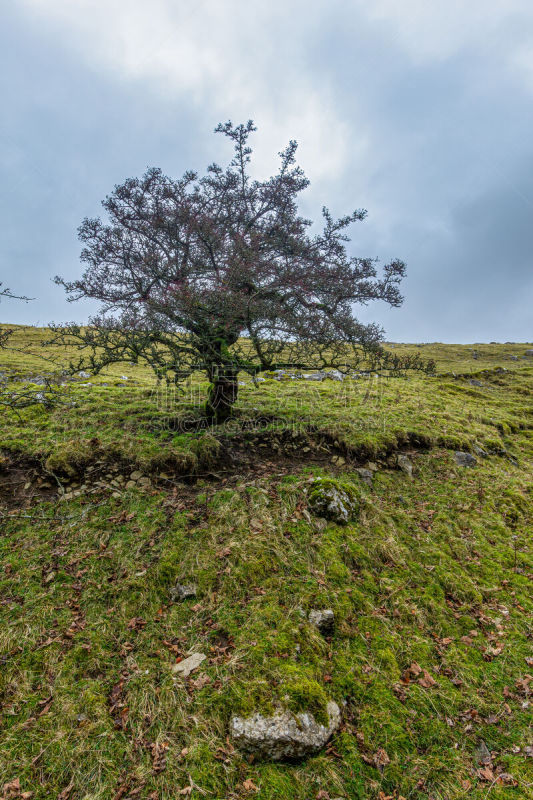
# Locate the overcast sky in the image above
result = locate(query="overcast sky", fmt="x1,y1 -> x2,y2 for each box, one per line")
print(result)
1,0 -> 532,341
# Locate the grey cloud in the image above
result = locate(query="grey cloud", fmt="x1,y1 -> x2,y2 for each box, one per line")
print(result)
1,1 -> 532,340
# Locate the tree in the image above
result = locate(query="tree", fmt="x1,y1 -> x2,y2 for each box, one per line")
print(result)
54,121 -> 429,421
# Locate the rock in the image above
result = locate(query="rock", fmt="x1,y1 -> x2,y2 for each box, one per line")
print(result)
397,454 -> 413,478
365,462 -> 379,472
130,470 -> 143,481
137,477 -> 152,488
230,701 -> 341,761
78,371 -> 91,378
474,740 -> 492,766
307,478 -> 358,524
355,468 -> 373,486
172,652 -> 206,677
473,444 -> 488,458
454,451 -> 477,468
303,373 -> 325,381
525,350 -> 533,356
331,455 -> 345,466
308,609 -> 334,635
170,582 -> 197,602
469,379 -> 483,387
325,370 -> 344,381
125,480 -> 136,489
509,355 -> 518,361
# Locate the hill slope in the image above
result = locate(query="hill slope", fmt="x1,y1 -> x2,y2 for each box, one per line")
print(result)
0,330 -> 532,799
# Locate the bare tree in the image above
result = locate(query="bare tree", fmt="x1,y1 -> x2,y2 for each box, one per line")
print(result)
0,282 -> 61,411
53,121 -> 432,421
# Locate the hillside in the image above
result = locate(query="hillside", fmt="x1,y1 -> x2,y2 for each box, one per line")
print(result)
0,327 -> 532,800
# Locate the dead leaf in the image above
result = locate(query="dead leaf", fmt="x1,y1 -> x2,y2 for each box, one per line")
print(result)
418,670 -> 437,688
127,617 -> 147,631
190,673 -> 211,690
477,766 -> 495,782
243,778 -> 259,792
57,781 -> 75,800
373,747 -> 390,773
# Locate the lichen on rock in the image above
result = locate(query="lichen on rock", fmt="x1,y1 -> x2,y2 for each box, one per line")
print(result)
230,701 -> 341,760
307,477 -> 359,524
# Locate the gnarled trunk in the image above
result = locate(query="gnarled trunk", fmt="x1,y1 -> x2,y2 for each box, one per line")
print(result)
205,367 -> 238,422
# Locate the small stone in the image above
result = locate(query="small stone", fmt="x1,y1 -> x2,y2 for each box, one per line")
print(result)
125,480 -> 136,489
130,471 -> 143,481
474,740 -> 492,765
331,455 -> 345,466
473,445 -> 488,458
137,477 -> 152,488
172,652 -> 206,677
469,379 -> 483,387
355,468 -> 373,486
365,462 -> 379,472
397,454 -> 413,478
170,583 -> 197,602
525,350 -> 533,356
454,451 -> 477,468
308,609 -> 335,635
230,701 -> 341,761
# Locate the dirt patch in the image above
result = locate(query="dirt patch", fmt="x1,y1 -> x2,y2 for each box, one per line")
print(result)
0,457 -> 58,511
0,428 -> 430,512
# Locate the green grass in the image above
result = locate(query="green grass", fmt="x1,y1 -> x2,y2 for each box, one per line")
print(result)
0,327 -> 532,799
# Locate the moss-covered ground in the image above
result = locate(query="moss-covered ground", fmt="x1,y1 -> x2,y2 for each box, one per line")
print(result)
0,327 -> 532,799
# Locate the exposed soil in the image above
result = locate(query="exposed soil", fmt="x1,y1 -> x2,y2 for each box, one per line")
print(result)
0,427 -> 429,513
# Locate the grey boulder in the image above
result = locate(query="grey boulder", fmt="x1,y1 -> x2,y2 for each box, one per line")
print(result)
325,370 -> 344,381
355,467 -> 373,486
230,701 -> 341,760
307,479 -> 357,524
454,451 -> 477,468
397,454 -> 413,478
308,609 -> 334,635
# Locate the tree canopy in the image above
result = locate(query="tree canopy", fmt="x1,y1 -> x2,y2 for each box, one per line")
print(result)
54,121 -> 428,420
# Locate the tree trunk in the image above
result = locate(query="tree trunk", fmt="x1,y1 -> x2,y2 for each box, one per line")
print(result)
205,368 -> 238,423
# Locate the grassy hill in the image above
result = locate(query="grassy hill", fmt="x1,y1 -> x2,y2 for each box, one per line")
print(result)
0,327 -> 532,799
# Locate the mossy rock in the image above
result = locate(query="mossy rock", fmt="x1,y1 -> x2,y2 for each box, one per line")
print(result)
307,477 -> 359,524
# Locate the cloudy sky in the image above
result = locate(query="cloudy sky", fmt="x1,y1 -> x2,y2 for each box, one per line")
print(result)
1,0 -> 532,341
